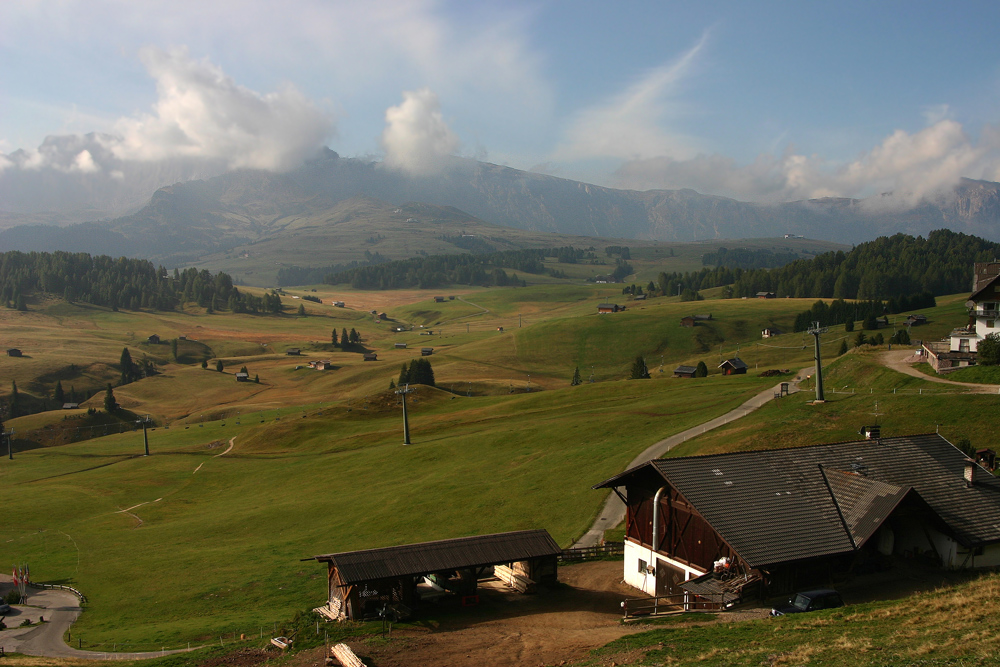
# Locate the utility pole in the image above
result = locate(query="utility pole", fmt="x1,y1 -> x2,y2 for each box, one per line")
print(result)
807,321 -> 829,402
395,384 -> 413,445
136,415 -> 151,456
4,428 -> 13,460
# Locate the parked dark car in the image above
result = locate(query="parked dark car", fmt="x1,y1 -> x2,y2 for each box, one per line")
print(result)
0,601 -> 10,614
770,589 -> 844,616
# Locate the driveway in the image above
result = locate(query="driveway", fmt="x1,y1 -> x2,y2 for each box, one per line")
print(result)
879,350 -> 1000,393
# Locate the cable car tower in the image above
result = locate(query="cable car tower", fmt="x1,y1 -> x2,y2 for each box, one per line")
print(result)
807,321 -> 829,402
395,384 -> 413,445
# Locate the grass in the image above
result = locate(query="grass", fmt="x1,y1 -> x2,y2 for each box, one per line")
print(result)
0,284 -> 988,658
0,373 -> 771,648
577,571 -> 1000,666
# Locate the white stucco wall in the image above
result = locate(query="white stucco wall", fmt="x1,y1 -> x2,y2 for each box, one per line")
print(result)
623,539 -> 706,596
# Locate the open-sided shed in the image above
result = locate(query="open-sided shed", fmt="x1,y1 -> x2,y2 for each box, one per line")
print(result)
310,530 -> 561,620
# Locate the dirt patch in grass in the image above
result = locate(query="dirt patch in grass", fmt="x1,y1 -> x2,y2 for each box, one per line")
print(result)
286,561 -> 646,667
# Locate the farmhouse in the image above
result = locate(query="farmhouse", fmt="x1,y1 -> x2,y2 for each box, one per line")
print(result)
761,328 -> 782,338
235,372 -> 249,382
147,334 -> 160,344
598,303 -> 624,314
756,291 -> 776,299
718,358 -> 748,375
421,348 -> 434,356
594,433 -> 1000,603
6,348 -> 22,357
673,365 -> 697,378
309,530 -> 561,621
363,352 -> 378,361
924,263 -> 1000,371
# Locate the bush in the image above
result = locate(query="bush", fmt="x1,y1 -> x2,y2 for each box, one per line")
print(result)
5,590 -> 21,604
978,333 -> 1000,366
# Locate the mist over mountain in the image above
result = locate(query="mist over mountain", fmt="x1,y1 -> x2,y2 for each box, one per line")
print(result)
2,150 -> 999,266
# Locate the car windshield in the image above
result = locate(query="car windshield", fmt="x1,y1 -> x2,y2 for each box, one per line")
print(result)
792,594 -> 811,610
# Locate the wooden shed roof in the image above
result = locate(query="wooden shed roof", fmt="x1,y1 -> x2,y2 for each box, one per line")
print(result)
312,530 -> 561,584
594,434 -> 1000,568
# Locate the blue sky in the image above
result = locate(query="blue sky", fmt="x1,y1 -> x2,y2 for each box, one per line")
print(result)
3,0 -> 1000,204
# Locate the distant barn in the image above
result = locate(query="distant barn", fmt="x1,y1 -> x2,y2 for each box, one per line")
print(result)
363,352 -> 378,361
673,365 -> 697,378
421,348 -> 434,356
719,358 -> 748,375
6,348 -> 22,357
286,348 -> 301,356
598,303 -> 624,314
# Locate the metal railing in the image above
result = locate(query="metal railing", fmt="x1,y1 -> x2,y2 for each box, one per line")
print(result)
621,593 -> 723,619
29,581 -> 87,604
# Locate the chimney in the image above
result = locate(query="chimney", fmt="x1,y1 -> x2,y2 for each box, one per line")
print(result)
965,459 -> 976,487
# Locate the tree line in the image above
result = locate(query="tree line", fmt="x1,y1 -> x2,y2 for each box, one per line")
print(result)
0,250 -> 284,314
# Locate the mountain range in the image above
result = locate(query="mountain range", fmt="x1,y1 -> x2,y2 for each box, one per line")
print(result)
2,149 -> 999,267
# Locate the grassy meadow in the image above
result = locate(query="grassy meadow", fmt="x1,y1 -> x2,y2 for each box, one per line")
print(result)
0,272 -> 985,655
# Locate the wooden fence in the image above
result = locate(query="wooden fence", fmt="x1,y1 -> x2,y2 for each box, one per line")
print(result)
559,542 -> 625,562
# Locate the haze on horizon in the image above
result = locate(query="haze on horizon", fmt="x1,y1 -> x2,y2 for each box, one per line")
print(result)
4,0 -> 1000,220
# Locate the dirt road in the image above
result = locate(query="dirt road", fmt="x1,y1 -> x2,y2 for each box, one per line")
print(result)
879,350 -> 1000,393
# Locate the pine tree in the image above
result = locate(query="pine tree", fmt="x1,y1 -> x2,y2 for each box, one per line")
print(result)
398,363 -> 410,386
389,379 -> 396,389
254,374 -> 259,383
630,356 -> 650,379
10,380 -> 19,418
854,332 -> 868,348
240,366 -> 249,375
201,359 -> 208,369
54,381 -> 65,404
331,329 -> 338,346
838,340 -> 848,356
171,338 -> 179,361
571,367 -> 582,386
342,328 -> 349,349
120,347 -> 137,385
694,361 -> 708,377
297,304 -> 306,316
215,360 -> 224,372
103,384 -> 117,413
349,328 -> 359,344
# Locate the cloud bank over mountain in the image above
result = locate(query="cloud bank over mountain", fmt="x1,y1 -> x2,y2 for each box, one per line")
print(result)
380,88 -> 460,176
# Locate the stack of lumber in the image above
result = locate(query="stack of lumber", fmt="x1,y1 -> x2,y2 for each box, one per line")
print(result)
330,643 -> 365,667
494,564 -> 536,593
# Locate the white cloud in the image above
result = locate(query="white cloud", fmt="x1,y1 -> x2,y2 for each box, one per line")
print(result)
616,119 -> 1000,207
380,88 -> 459,175
111,47 -> 333,171
551,33 -> 709,163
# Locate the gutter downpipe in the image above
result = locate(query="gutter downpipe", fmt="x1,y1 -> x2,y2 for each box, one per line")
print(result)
651,487 -> 666,601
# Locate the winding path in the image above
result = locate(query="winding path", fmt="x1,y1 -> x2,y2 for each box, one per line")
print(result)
879,350 -> 1000,393
573,367 -> 811,548
0,580 -> 194,660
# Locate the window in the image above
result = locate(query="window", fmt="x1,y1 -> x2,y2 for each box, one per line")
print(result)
987,320 -> 996,329
960,339 -> 970,353
638,559 -> 647,574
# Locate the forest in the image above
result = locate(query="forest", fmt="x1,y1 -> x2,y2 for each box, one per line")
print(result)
0,250 -> 279,314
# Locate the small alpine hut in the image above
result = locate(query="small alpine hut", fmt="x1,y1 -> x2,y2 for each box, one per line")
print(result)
147,334 -> 161,344
421,347 -> 434,356
719,358 -> 748,375
310,530 -> 562,620
6,348 -> 22,357
235,372 -> 250,382
286,348 -> 301,356
363,352 -> 378,361
673,365 -> 697,378
598,303 -> 624,314
756,291 -> 776,299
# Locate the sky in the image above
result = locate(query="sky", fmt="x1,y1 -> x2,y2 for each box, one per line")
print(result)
4,0 -> 1000,209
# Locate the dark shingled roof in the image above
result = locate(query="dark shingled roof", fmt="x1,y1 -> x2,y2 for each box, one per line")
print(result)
312,530 -> 561,584
970,273 -> 1000,301
719,358 -> 748,370
595,434 -> 1000,568
674,365 -> 697,374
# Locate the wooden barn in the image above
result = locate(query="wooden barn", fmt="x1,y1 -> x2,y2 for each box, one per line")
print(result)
147,334 -> 161,344
594,433 -> 1000,603
363,352 -> 378,361
680,316 -> 695,328
6,348 -> 22,357
421,347 -> 434,356
395,343 -> 407,349
756,291 -> 776,299
718,358 -> 748,375
598,303 -> 624,314
310,530 -> 562,620
673,365 -> 697,378
286,348 -> 301,356
235,372 -> 250,382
